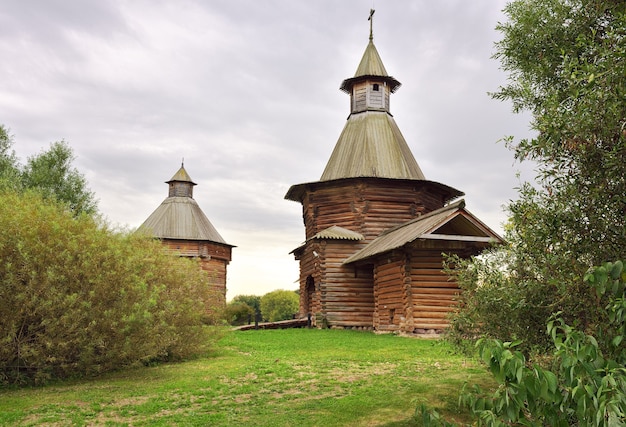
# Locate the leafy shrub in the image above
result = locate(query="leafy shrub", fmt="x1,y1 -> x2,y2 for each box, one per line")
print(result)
232,294 -> 261,315
445,250 -> 559,355
0,190 -> 219,385
223,301 -> 255,326
425,261 -> 626,426
260,290 -> 299,322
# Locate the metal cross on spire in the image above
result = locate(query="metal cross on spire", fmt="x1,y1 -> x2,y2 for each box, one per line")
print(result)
368,9 -> 375,41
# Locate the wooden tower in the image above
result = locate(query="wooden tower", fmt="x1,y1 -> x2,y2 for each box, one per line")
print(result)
138,164 -> 234,310
285,11 -> 502,332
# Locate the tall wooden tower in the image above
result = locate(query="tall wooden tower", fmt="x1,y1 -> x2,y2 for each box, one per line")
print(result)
138,164 -> 234,310
285,11 -> 502,332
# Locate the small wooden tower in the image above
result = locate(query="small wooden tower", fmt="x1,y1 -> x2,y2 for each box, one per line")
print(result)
285,11 -> 503,332
138,164 -> 234,309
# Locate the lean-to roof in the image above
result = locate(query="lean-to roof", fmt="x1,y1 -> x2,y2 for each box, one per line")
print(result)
289,225 -> 364,255
343,200 -> 503,264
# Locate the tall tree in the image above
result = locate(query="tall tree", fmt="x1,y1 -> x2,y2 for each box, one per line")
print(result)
448,0 -> 626,352
0,125 -> 20,189
0,125 -> 98,217
22,141 -> 98,216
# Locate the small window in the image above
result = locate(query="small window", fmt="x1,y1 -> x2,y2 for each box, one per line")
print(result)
373,83 -> 379,91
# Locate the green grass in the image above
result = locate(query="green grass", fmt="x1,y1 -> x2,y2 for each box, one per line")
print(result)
0,329 -> 494,426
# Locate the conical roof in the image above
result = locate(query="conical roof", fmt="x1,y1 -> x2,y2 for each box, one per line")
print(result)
138,197 -> 228,243
137,165 -> 230,244
340,40 -> 400,94
285,10 -> 462,202
320,111 -> 425,181
323,17 -> 422,182
167,164 -> 196,185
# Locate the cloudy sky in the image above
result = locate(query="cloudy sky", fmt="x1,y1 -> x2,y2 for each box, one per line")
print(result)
1,1 -> 535,299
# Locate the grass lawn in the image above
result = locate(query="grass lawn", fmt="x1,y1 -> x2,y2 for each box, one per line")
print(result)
0,329 -> 493,426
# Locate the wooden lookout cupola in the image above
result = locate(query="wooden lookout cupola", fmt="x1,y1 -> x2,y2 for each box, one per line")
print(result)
167,165 -> 196,197
285,11 -> 503,333
138,163 -> 234,311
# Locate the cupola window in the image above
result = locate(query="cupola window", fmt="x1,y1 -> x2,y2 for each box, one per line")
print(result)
373,83 -> 379,91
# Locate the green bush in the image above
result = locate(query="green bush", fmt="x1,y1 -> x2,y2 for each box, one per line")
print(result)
260,290 -> 299,322
223,301 -> 255,325
0,190 -> 219,385
232,294 -> 261,314
458,261 -> 626,426
445,251 -> 558,355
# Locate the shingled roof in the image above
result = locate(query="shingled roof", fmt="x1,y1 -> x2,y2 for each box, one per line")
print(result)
319,111 -> 425,181
137,165 -> 230,244
324,24 -> 423,183
340,38 -> 401,94
343,200 -> 504,264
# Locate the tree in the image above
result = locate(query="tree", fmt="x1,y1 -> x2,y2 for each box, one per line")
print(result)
0,125 -> 20,190
223,301 -> 255,325
0,125 -> 97,216
453,262 -> 626,426
447,0 -> 626,354
22,141 -> 98,216
260,290 -> 299,322
232,294 -> 262,314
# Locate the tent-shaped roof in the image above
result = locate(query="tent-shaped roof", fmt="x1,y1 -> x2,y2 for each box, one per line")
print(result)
340,39 -> 401,94
137,165 -> 231,245
323,21 -> 423,183
343,200 -> 503,264
138,197 -> 228,243
340,11 -> 400,94
319,111 -> 425,181
167,165 -> 196,185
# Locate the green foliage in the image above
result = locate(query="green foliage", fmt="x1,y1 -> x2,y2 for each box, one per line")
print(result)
260,289 -> 299,322
415,404 -> 456,427
454,261 -> 626,426
448,0 -> 626,354
232,294 -> 261,314
446,249 -> 575,355
223,301 -> 255,325
0,125 -> 97,216
0,125 -> 20,190
495,0 -> 626,279
22,140 -> 98,216
0,190 -> 218,385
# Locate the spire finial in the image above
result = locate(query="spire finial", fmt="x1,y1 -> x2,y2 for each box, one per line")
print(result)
368,9 -> 375,41
181,157 -> 184,167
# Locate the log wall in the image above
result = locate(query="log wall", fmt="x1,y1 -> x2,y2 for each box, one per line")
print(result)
369,240 -> 489,332
301,179 -> 448,242
373,258 -> 405,331
294,178 -> 462,330
160,238 -> 232,311
297,240 -> 374,327
407,249 -> 458,331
